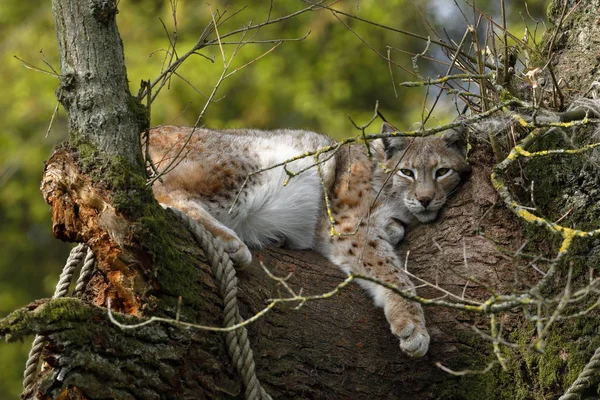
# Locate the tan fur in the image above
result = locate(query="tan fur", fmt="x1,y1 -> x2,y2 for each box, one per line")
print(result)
148,123 -> 470,357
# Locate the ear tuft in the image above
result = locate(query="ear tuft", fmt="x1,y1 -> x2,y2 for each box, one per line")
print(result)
380,122 -> 412,159
441,124 -> 468,157
380,122 -> 397,134
380,122 -> 398,159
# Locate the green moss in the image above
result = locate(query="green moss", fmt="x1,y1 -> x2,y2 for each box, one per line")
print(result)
516,126 -> 600,276
492,118 -> 600,399
545,0 -> 556,20
517,317 -> 600,398
427,307 -> 600,400
107,161 -> 151,218
129,200 -> 212,313
68,135 -> 150,218
520,220 -> 562,257
73,139 -> 101,175
126,94 -> 149,133
437,316 -> 600,400
499,89 -> 518,103
519,128 -> 600,233
67,134 -> 208,315
0,298 -> 95,342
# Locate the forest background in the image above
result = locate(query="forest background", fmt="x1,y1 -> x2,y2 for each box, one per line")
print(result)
0,0 -> 546,397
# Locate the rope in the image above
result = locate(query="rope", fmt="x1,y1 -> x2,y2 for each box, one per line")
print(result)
22,243 -> 94,397
559,346 -> 600,400
166,206 -> 271,400
74,246 -> 97,296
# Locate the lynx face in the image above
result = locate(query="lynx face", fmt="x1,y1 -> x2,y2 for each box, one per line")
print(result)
381,124 -> 471,224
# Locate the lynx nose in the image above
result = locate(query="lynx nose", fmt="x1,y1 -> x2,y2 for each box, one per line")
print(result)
417,196 -> 432,208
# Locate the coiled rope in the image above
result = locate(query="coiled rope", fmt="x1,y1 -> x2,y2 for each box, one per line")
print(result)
559,346 -> 600,400
166,206 -> 271,400
22,243 -> 95,398
23,207 -> 270,400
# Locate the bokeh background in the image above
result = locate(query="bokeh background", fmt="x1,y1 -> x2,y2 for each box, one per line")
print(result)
0,0 -> 546,396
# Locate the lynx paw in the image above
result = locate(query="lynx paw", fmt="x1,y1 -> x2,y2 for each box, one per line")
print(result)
384,219 -> 405,246
392,321 -> 430,357
216,233 -> 252,267
159,203 -> 252,267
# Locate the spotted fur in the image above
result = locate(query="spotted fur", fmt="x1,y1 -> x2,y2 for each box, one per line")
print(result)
148,122 -> 470,357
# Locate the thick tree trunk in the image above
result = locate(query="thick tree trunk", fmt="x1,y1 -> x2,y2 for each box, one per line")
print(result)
1,0 -> 599,399
5,156 -> 520,400
52,0 -> 145,166
6,141 -> 521,400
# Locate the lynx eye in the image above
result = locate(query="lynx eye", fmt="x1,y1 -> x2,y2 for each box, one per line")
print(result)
399,169 -> 415,178
435,168 -> 451,178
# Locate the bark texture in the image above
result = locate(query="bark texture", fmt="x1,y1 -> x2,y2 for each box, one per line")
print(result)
545,0 -> 600,105
52,0 -> 146,167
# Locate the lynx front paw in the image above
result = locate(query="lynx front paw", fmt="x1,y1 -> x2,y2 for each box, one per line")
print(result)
384,299 -> 430,357
392,320 -> 430,357
384,219 -> 405,246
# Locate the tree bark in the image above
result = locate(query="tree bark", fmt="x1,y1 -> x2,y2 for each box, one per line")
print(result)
52,0 -> 145,167
1,0 -> 599,399
545,0 -> 600,106
24,139 -> 516,400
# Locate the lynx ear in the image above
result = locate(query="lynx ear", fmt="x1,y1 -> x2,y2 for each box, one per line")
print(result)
441,124 -> 468,157
380,122 -> 411,159
381,122 -> 397,134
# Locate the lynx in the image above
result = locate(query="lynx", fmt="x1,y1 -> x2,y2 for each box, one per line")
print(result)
148,122 -> 470,357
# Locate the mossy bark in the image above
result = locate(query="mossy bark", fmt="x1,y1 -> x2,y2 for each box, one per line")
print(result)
544,0 -> 600,105
0,298 -> 237,399
463,0 -> 600,398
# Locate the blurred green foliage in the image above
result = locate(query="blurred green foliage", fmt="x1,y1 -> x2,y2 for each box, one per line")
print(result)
0,0 -> 546,397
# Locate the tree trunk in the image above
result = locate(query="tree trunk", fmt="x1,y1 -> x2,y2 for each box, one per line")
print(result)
545,0 -> 600,106
17,139 -> 514,400
1,0 -> 599,399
